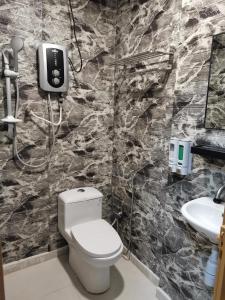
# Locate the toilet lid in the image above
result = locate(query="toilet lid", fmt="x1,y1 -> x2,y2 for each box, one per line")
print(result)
71,219 -> 122,258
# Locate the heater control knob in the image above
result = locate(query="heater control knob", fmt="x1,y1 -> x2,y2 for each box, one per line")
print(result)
52,77 -> 60,85
52,69 -> 60,77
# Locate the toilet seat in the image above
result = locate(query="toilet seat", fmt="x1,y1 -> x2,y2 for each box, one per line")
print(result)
71,219 -> 122,258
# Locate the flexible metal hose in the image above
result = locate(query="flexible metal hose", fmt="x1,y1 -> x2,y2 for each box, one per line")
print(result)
13,80 -> 57,168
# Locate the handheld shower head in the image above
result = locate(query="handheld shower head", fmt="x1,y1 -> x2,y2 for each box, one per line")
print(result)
10,36 -> 24,71
11,36 -> 24,52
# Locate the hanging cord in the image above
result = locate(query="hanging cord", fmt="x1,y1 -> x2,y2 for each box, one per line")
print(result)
68,56 -> 79,86
68,57 -> 76,74
68,0 -> 83,73
13,83 -> 56,168
121,163 -> 151,260
29,94 -> 63,126
122,175 -> 135,261
111,183 -> 134,261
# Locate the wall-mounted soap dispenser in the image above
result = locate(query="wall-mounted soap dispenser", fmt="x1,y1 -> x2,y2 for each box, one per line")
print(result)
169,138 -> 192,175
176,139 -> 192,175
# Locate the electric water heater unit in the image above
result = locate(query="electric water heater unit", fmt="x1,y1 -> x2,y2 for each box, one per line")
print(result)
38,43 -> 69,93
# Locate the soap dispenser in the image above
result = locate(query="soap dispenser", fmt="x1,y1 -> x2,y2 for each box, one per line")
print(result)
176,139 -> 192,175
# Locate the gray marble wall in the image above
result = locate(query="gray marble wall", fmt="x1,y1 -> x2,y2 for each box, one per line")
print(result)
112,0 -> 225,299
0,0 -> 116,263
1,0 -> 225,299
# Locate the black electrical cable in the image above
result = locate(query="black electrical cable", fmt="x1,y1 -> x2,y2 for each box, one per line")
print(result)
68,57 -> 79,86
68,0 -> 83,73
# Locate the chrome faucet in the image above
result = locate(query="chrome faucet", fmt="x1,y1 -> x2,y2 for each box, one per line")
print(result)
213,184 -> 225,204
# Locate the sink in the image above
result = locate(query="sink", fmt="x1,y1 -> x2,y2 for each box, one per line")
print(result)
181,197 -> 224,244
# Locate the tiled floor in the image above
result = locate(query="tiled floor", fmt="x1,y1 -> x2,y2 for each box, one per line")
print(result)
4,255 -> 158,300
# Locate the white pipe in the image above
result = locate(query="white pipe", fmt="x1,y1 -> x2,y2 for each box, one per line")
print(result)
5,75 -> 12,116
1,50 -> 21,124
13,89 -> 57,168
29,97 -> 63,126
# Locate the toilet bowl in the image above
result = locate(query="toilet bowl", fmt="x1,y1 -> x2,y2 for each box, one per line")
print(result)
58,187 -> 123,294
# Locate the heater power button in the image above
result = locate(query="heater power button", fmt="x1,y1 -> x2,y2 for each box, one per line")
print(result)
52,77 -> 60,85
52,69 -> 60,77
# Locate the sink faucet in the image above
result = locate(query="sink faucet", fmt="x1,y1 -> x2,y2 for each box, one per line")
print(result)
213,184 -> 225,204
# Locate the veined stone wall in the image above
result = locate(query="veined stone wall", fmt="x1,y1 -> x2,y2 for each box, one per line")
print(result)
0,0 -> 116,263
112,0 -> 225,299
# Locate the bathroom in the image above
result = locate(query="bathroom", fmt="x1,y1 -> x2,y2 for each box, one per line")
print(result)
1,0 -> 225,299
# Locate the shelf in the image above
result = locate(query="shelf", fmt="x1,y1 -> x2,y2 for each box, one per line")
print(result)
191,145 -> 225,160
110,51 -> 174,67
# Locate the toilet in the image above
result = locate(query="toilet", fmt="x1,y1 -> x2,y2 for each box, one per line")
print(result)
58,187 -> 123,294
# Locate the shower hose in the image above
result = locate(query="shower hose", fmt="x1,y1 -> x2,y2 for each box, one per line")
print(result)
13,78 -> 62,168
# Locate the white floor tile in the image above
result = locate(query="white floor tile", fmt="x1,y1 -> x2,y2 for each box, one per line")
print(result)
42,285 -> 82,300
4,255 -> 158,300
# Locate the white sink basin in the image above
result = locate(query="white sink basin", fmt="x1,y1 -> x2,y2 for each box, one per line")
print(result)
181,197 -> 224,244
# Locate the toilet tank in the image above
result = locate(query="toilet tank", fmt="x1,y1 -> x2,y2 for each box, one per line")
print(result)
58,187 -> 103,233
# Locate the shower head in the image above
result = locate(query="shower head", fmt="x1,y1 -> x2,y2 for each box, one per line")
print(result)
11,36 -> 24,53
10,36 -> 24,71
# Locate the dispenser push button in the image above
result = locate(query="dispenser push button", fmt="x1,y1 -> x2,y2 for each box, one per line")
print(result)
52,69 -> 60,77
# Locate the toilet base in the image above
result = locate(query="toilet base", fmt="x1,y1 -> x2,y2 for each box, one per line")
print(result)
69,247 -> 110,294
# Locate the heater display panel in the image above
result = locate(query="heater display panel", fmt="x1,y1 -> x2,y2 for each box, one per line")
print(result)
46,48 -> 64,88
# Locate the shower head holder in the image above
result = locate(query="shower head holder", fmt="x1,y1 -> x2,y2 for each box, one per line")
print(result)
4,69 -> 19,78
1,115 -> 21,123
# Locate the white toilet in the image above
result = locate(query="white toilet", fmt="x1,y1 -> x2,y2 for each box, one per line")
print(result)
58,187 -> 123,294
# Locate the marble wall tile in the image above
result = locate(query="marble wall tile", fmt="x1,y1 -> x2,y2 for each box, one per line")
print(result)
0,0 -> 116,263
113,0 -> 225,299
0,0 -> 50,264
1,1 -> 225,300
43,0 -> 116,251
